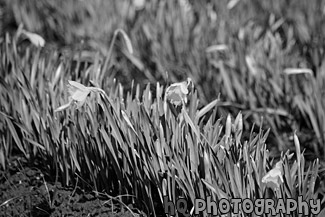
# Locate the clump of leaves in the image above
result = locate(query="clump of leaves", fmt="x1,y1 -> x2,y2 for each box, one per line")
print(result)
1,3 -> 325,215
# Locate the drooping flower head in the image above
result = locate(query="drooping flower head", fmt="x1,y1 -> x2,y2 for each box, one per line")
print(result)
55,80 -> 104,112
262,160 -> 283,190
67,81 -> 91,109
165,77 -> 193,106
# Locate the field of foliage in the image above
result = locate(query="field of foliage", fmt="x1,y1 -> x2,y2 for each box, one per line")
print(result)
1,0 -> 325,216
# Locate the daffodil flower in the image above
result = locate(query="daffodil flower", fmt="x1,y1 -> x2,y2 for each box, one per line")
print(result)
262,161 -> 283,189
22,30 -> 45,47
165,77 -> 193,106
55,80 -> 105,112
67,81 -> 91,109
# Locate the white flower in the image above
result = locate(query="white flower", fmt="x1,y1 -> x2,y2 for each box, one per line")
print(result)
22,30 -> 45,47
67,81 -> 91,108
262,161 -> 283,189
165,77 -> 193,106
55,80 -> 104,112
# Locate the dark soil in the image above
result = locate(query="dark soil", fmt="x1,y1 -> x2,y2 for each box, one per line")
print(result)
0,158 -> 142,217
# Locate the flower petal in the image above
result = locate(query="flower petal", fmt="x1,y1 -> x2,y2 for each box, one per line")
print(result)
22,30 -> 45,47
67,80 -> 90,102
68,80 -> 88,91
262,160 -> 284,189
54,101 -> 72,112
179,81 -> 189,94
167,94 -> 183,106
71,89 -> 90,102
